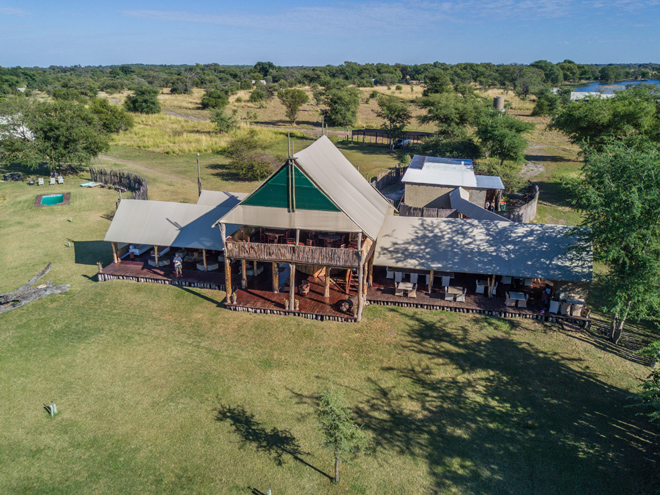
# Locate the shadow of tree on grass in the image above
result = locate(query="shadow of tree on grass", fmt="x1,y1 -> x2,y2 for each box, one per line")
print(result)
214,401 -> 332,480
354,309 -> 660,494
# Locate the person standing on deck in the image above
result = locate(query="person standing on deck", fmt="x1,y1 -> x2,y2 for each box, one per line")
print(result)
173,254 -> 183,277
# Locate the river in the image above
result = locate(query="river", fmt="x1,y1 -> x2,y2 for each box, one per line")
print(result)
574,79 -> 660,93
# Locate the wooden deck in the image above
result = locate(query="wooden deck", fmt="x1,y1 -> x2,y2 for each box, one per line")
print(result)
367,271 -> 592,327
99,260 -> 225,290
227,271 -> 358,322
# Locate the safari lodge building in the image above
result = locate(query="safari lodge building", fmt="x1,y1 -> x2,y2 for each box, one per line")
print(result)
102,137 -> 592,324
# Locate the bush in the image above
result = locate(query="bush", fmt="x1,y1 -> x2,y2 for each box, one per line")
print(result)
239,79 -> 253,90
210,108 -> 238,134
418,136 -> 482,160
395,85 -> 403,91
89,98 -> 134,133
249,88 -> 266,103
235,97 -> 243,103
532,89 -> 560,116
124,86 -> 161,114
200,89 -> 229,109
222,129 -> 279,180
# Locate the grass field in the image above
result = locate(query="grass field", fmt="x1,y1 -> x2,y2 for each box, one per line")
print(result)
1,147 -> 660,493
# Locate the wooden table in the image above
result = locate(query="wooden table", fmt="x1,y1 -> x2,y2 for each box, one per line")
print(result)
396,281 -> 416,298
509,291 -> 526,301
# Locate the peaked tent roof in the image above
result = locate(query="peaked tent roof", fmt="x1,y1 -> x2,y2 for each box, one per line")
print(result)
217,136 -> 392,239
375,216 -> 592,283
197,190 -> 248,208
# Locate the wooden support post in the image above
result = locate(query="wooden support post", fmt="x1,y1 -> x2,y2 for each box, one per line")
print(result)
253,260 -> 257,275
295,229 -> 300,245
357,263 -> 364,321
357,232 -> 362,252
154,245 -> 159,266
272,262 -> 279,293
368,255 -> 374,287
241,259 -> 247,289
289,264 -> 296,310
111,242 -> 119,264
345,269 -> 351,295
224,257 -> 232,299
203,249 -> 207,272
428,269 -> 434,293
324,266 -> 330,298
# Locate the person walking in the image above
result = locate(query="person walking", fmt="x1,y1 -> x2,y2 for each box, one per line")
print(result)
173,253 -> 183,277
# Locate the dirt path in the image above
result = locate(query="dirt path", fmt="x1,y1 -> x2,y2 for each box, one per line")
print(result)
162,110 -> 205,122
94,154 -> 189,183
522,143 -> 549,179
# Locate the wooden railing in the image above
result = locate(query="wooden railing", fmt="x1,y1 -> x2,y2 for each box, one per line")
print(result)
225,241 -> 361,268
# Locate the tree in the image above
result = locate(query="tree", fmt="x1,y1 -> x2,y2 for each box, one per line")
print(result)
254,61 -> 275,77
532,88 -> 561,117
277,88 -> 309,125
375,95 -> 412,147
88,98 -> 134,133
249,87 -> 266,103
422,69 -> 452,96
550,85 -> 660,150
0,99 -> 109,172
631,341 -> 660,427
476,112 -> 534,167
200,89 -> 229,110
222,129 -> 279,180
317,388 -> 368,483
124,86 -> 161,114
210,108 -> 238,134
418,93 -> 486,140
567,142 -> 660,344
324,87 -> 360,127
514,66 -> 545,100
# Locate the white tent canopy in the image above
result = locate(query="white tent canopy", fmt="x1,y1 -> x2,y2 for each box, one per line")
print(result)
375,216 -> 592,282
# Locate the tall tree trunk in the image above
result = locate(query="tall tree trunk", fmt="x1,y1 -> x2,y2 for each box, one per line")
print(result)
612,300 -> 632,345
334,445 -> 339,483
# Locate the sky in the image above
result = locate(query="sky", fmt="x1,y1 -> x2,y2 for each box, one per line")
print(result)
1,0 -> 659,67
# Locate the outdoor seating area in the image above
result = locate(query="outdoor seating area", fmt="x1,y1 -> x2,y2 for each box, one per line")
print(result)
369,267 -> 589,321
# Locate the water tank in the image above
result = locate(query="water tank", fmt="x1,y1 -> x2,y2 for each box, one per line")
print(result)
493,96 -> 505,110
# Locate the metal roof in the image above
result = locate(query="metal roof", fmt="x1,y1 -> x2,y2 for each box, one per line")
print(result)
196,190 -> 248,207
217,136 -> 392,240
104,199 -> 240,251
403,155 -> 477,187
374,216 -> 592,282
449,187 -> 512,222
475,175 -> 505,190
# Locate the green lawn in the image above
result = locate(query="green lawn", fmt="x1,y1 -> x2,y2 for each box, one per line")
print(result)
1,169 -> 659,494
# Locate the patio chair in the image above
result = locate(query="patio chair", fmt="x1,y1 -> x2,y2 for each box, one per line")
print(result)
49,177 -> 56,185
518,294 -> 528,309
394,271 -> 403,283
441,275 -> 451,287
455,289 -> 466,303
501,275 -> 512,285
444,291 -> 454,301
386,267 -> 394,279
475,281 -> 486,295
394,282 -> 404,297
306,238 -> 315,247
37,178 -> 44,186
286,238 -> 296,245
57,176 -> 63,184
410,273 -> 418,284
570,304 -> 584,317
548,300 -> 560,314
505,293 -> 516,307
490,282 -> 498,298
559,302 -> 571,316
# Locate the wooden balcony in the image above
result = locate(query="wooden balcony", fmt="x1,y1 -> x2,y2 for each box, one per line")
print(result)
225,241 -> 362,268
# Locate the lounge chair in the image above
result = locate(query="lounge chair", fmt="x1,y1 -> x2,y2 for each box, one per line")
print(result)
57,176 -> 64,184
455,289 -> 466,303
548,300 -> 560,314
28,178 -> 35,185
37,178 -> 44,186
49,177 -> 56,185
505,292 -> 516,307
518,294 -> 528,309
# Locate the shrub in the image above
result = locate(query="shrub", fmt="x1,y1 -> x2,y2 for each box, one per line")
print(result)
324,87 -> 360,127
210,108 -> 238,134
395,85 -> 403,91
124,86 -> 161,114
239,79 -> 253,90
89,98 -> 134,133
249,88 -> 266,103
200,89 -> 229,110
235,97 -> 243,103
222,129 -> 279,180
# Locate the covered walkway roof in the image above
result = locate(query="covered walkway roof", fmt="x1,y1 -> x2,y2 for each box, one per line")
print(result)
104,199 -> 240,251
374,216 -> 592,282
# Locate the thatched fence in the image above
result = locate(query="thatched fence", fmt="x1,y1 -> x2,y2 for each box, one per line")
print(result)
89,167 -> 148,200
371,166 -> 407,191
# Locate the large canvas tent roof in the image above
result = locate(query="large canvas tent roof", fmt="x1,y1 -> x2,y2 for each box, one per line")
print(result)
375,216 -> 592,282
104,199 -> 239,251
197,190 -> 248,208
217,136 -> 392,239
